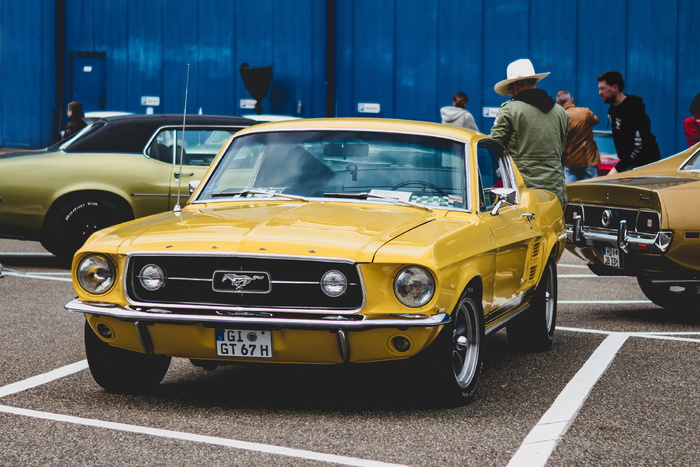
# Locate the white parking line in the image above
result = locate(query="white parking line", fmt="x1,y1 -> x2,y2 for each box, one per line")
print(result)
0,404 -> 409,467
557,263 -> 591,269
0,325 -> 691,466
0,361 -> 88,398
0,362 -> 406,466
0,252 -> 54,256
507,332 -> 629,467
1,269 -> 72,282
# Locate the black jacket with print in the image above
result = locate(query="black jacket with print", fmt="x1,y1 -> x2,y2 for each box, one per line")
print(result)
608,95 -> 660,172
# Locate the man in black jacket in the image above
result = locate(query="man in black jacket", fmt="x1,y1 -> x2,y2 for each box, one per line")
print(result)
597,71 -> 660,174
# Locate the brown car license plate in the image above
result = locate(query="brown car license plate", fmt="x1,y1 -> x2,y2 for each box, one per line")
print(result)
603,247 -> 620,268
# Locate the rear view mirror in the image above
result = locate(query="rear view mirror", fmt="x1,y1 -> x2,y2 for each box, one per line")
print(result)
323,143 -> 369,158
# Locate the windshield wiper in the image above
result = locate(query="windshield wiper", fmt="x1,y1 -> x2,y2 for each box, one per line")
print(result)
209,189 -> 309,202
323,192 -> 432,211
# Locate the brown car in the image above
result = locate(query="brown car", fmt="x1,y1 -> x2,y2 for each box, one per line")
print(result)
565,144 -> 700,308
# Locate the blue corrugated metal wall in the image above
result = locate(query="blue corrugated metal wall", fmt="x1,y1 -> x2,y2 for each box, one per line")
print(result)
1,0 -> 697,156
0,0 -> 57,148
60,0 -> 326,118
335,0 -> 694,157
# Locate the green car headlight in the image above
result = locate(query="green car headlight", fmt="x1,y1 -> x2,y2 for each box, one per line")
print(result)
393,266 -> 435,307
77,254 -> 115,294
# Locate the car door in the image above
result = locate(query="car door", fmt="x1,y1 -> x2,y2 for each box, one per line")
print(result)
146,128 -> 237,210
476,142 -> 542,317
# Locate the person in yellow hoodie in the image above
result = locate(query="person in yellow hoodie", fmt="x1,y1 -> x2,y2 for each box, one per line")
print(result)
555,90 -> 601,182
490,59 -> 568,206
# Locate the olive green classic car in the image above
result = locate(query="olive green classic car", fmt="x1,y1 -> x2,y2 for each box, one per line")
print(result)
0,114 -> 254,260
566,144 -> 700,308
65,118 -> 566,405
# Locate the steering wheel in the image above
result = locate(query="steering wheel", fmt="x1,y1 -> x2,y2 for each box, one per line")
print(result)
391,180 -> 448,196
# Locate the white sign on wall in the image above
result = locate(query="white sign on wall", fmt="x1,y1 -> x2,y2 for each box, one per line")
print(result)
141,96 -> 161,106
240,99 -> 257,109
357,103 -> 381,114
482,107 -> 500,118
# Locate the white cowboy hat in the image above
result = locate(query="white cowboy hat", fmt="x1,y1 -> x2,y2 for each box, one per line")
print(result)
493,58 -> 551,97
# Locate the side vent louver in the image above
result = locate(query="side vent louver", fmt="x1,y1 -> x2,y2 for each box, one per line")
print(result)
528,240 -> 543,283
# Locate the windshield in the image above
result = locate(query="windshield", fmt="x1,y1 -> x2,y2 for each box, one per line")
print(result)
196,130 -> 468,209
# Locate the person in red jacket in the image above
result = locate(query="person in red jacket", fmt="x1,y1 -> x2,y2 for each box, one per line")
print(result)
684,93 -> 700,148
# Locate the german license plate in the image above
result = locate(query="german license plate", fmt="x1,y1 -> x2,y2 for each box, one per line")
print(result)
603,247 -> 620,267
215,329 -> 273,358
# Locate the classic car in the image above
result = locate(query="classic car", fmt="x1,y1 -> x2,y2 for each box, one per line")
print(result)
65,118 -> 566,404
566,145 -> 700,308
0,114 -> 254,260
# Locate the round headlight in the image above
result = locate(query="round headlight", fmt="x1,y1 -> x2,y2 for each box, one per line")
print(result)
77,254 -> 115,294
394,266 -> 435,307
320,270 -> 347,297
139,264 -> 166,291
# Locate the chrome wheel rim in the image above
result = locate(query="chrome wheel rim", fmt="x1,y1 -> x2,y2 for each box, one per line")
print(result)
544,262 -> 555,332
452,299 -> 480,388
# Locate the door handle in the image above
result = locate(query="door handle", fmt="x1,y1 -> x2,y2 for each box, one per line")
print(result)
174,172 -> 195,178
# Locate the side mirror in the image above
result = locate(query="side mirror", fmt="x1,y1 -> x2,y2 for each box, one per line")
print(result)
488,187 -> 517,216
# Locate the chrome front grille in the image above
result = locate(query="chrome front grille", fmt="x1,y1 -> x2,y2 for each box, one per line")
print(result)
125,254 -> 364,312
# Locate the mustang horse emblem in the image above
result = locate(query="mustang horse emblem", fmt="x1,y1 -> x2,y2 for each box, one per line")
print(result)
221,273 -> 266,289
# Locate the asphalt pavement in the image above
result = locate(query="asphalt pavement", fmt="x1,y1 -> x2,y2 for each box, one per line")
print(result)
0,239 -> 698,466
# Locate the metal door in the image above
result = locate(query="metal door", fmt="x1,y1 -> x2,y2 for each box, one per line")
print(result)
70,53 -> 106,112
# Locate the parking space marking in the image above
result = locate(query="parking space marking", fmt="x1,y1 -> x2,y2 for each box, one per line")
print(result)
558,263 -> 590,269
507,332 -> 629,467
1,269 -> 72,282
0,404 -> 410,467
0,252 -> 54,256
0,361 -> 88,398
0,327 -> 695,466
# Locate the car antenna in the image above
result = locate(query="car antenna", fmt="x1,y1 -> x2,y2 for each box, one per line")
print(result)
174,63 -> 190,213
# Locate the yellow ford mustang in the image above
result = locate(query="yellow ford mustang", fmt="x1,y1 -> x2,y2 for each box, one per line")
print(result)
65,118 -> 565,404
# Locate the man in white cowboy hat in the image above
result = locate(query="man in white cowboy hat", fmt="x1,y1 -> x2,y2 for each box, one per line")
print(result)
489,58 -> 568,206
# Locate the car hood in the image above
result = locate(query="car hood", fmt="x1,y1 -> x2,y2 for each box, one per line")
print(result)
89,201 -> 441,262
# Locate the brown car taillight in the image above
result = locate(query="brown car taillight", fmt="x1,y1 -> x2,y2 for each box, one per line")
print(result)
636,210 -> 660,234
564,204 -> 584,225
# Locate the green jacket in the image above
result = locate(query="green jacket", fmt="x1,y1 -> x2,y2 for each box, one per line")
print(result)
489,89 -> 568,205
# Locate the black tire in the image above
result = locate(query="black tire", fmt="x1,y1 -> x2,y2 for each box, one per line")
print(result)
637,277 -> 700,309
507,253 -> 557,353
84,321 -> 171,394
41,195 -> 132,261
417,292 -> 484,405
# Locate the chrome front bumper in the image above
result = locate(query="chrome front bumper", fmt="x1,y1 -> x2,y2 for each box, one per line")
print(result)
64,298 -> 451,331
567,217 -> 672,254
